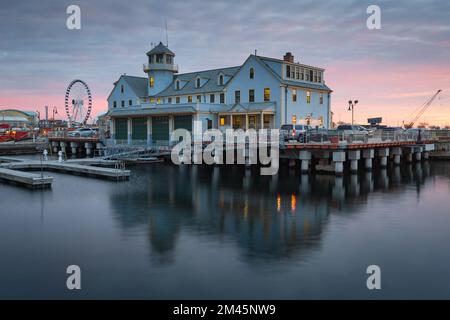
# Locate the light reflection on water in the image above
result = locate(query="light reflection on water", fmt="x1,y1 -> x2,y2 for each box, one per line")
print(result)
1,161 -> 450,299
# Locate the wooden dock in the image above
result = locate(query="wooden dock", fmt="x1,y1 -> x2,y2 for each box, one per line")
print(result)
0,167 -> 52,189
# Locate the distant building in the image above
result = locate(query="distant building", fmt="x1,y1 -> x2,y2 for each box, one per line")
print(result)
0,109 -> 38,127
107,42 -> 332,145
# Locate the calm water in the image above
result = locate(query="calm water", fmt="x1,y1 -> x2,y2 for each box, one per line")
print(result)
1,161 -> 450,299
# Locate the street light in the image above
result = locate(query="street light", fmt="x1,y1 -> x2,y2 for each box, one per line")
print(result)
348,100 -> 358,125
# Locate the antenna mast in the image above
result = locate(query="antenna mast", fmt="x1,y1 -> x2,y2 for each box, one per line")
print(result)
165,20 -> 169,47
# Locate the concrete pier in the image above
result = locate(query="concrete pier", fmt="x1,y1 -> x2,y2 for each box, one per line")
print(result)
348,150 -> 360,173
392,147 -> 402,166
333,151 -> 346,176
299,151 -> 311,173
362,149 -> 374,171
378,148 -> 389,168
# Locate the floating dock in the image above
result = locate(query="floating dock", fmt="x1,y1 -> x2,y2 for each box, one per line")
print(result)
0,167 -> 52,189
0,156 -> 130,189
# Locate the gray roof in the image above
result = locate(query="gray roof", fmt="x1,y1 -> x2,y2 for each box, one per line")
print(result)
108,105 -> 196,117
122,76 -> 148,98
155,66 -> 240,97
146,42 -> 175,56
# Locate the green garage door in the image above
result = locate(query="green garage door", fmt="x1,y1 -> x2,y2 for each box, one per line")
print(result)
115,118 -> 128,140
174,115 -> 192,132
132,118 -> 147,140
152,116 -> 169,143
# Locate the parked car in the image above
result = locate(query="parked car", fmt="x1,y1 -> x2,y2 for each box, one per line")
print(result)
280,124 -> 312,141
337,125 -> 369,135
336,124 -> 369,142
67,128 -> 96,138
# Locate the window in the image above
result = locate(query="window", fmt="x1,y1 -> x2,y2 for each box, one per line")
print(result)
150,97 -> 155,103
120,85 -> 124,93
286,65 -> 291,78
264,88 -> 270,102
121,100 -> 125,107
165,55 -> 172,64
318,71 -> 322,83
157,98 -> 161,104
292,89 -> 297,102
305,69 -> 310,81
219,75 -> 224,85
188,96 -> 192,103
149,76 -> 154,88
210,94 -> 215,103
168,97 -> 172,104
156,54 -> 163,63
220,117 -> 225,126
295,67 -> 300,79
249,89 -> 255,103
306,91 -> 311,104
309,70 -> 314,82
176,97 -> 180,104
196,95 -> 202,102
113,101 -> 117,108
128,100 -> 132,106
314,70 -> 318,82
235,90 -> 240,103
196,77 -> 201,88
320,93 -> 324,104
300,68 -> 304,80
176,80 -> 180,90
249,68 -> 254,79
220,93 -> 225,104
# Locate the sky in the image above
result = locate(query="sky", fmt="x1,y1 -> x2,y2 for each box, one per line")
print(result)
0,0 -> 449,126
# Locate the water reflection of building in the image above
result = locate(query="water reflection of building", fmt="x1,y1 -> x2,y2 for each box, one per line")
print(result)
109,162 -> 432,265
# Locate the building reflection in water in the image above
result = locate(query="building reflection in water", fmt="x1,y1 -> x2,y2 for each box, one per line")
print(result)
110,161 -> 434,265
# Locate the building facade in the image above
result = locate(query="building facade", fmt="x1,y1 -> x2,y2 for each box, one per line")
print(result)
107,42 -> 332,145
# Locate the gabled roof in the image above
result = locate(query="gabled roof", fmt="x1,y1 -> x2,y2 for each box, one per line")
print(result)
122,76 -> 148,97
146,42 -> 175,56
107,75 -> 148,101
155,66 -> 240,97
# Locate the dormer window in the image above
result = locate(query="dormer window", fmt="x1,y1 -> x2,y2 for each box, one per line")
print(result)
120,85 -> 124,93
219,74 -> 224,85
249,68 -> 254,79
196,77 -> 201,88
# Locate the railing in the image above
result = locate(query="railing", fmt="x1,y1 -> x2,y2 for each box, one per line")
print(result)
283,129 -> 444,145
143,63 -> 178,73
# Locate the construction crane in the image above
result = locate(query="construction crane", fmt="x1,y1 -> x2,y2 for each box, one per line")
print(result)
403,89 -> 442,129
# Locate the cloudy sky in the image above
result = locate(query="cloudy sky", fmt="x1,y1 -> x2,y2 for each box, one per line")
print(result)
1,0 -> 449,126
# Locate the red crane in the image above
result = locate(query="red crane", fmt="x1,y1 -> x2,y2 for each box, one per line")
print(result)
403,90 -> 442,129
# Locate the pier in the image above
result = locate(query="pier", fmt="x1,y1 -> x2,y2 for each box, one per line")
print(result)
0,156 -> 130,188
0,167 -> 53,189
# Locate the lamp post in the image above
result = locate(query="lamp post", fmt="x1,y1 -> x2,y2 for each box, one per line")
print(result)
348,100 -> 358,125
52,107 -> 58,128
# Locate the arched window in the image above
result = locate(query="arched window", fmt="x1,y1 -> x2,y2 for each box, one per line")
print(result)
196,77 -> 201,88
219,75 -> 224,85
249,68 -> 254,79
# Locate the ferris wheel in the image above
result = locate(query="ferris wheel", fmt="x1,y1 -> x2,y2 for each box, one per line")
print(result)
65,79 -> 92,125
